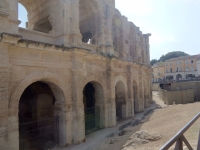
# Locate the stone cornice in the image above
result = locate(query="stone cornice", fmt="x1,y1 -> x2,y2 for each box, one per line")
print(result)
0,32 -> 149,66
0,32 -> 22,44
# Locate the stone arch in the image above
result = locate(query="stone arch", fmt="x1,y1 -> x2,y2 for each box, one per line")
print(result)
79,0 -> 103,45
114,75 -> 128,94
18,0 -> 54,33
80,75 -> 106,134
176,74 -> 182,80
9,71 -> 71,146
114,75 -> 128,120
18,3 -> 28,28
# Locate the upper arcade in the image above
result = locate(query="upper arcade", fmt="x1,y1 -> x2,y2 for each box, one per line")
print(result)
0,0 -> 151,65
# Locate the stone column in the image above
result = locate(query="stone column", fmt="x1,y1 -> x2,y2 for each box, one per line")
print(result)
69,0 -> 82,47
127,66 -> 133,118
71,51 -> 85,143
0,43 -> 11,150
143,34 -> 151,65
0,0 -> 19,34
104,3 -> 114,56
108,60 -> 116,127
138,67 -> 145,112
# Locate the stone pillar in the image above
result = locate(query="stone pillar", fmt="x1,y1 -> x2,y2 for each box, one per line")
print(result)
136,29 -> 142,63
0,43 -> 11,149
108,61 -> 116,127
143,34 -> 151,65
127,66 -> 133,118
0,33 -> 22,150
0,0 -> 19,34
71,51 -> 85,143
104,3 -> 115,55
69,0 -> 82,47
138,67 -> 144,112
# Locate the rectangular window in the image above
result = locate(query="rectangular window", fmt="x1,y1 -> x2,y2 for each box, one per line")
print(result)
166,63 -> 168,66
191,66 -> 194,71
186,60 -> 188,64
179,61 -> 182,65
166,68 -> 168,73
186,66 -> 189,71
191,60 -> 193,63
179,68 -> 182,72
170,68 -> 172,72
176,68 -> 178,72
170,62 -> 172,66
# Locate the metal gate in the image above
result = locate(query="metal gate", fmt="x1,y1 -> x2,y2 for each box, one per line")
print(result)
85,106 -> 100,135
19,117 -> 59,150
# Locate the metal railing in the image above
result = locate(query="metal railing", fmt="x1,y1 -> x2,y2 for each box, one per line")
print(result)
85,106 -> 100,135
160,112 -> 200,150
19,117 -> 59,150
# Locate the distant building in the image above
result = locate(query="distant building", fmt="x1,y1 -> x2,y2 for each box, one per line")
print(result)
152,62 -> 165,82
165,54 -> 200,81
197,55 -> 200,77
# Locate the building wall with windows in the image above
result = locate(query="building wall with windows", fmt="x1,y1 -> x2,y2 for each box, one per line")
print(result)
152,62 -> 165,82
165,55 -> 200,81
197,56 -> 200,77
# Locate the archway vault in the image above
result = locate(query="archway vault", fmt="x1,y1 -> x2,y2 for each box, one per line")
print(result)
9,71 -> 70,108
9,71 -> 72,146
79,0 -> 103,44
81,76 -> 106,134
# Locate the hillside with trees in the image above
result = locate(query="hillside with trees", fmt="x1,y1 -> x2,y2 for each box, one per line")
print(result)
150,51 -> 189,66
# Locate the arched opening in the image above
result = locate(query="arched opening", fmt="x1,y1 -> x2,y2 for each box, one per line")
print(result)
115,81 -> 126,121
18,3 -> 28,28
176,74 -> 182,80
79,0 -> 100,44
133,81 -> 138,113
18,0 -> 53,34
18,81 -> 65,150
143,80 -> 147,108
83,82 -> 104,135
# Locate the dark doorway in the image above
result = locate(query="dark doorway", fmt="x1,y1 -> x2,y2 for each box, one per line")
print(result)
133,85 -> 137,113
18,82 -> 59,150
83,82 -> 100,135
115,81 -> 126,121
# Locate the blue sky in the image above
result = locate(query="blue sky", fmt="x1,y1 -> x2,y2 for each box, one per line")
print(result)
18,0 -> 200,60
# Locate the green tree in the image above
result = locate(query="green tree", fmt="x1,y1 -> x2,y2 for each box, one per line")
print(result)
150,59 -> 158,66
150,51 -> 189,66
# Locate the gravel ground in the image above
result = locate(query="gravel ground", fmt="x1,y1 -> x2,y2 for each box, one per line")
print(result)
93,92 -> 200,150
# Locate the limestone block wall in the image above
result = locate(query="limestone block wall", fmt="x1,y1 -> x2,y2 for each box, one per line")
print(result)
0,0 -> 152,149
112,9 -> 151,64
0,33 -> 152,149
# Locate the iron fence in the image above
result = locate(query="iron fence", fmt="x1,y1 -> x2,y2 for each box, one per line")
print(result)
85,106 -> 100,135
19,117 -> 59,150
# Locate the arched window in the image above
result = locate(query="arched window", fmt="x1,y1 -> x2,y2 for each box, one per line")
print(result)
18,3 -> 28,28
18,1 -> 53,34
79,0 -> 101,45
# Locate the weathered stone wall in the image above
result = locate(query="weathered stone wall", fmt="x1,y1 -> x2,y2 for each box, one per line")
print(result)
0,0 -> 152,149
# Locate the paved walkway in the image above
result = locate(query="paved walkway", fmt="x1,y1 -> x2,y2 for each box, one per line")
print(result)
56,91 -> 166,150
